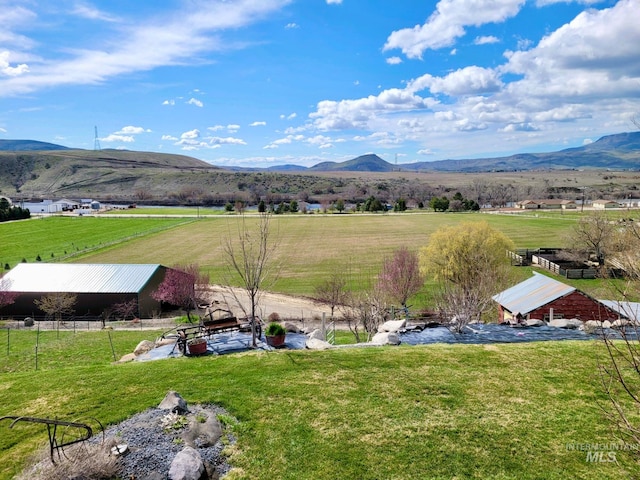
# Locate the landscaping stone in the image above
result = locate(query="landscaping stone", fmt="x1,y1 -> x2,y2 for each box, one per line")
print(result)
306,337 -> 333,350
526,319 -> 545,327
371,332 -> 401,345
377,319 -> 406,333
284,322 -> 302,333
549,318 -> 582,329
134,340 -> 156,356
307,328 -> 325,341
168,446 -> 205,480
159,391 -> 189,414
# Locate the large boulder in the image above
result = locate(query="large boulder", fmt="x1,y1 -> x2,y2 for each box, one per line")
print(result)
549,318 -> 582,329
526,319 -> 545,327
134,340 -> 156,356
377,319 -> 406,333
582,320 -> 605,334
159,391 -> 189,414
306,338 -> 333,350
168,446 -> 205,480
371,332 -> 401,345
307,329 -> 325,341
284,322 -> 302,334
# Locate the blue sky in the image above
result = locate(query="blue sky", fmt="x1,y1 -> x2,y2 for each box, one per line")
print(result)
1,0 -> 638,168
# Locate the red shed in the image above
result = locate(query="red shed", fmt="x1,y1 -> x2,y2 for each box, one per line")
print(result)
492,272 -> 621,323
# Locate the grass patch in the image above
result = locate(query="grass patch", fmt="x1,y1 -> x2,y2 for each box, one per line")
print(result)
0,331 -> 638,479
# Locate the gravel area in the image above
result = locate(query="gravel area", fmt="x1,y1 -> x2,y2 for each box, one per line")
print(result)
92,404 -> 235,479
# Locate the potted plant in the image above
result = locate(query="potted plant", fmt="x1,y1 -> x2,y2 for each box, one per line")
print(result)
187,337 -> 208,355
265,322 -> 286,348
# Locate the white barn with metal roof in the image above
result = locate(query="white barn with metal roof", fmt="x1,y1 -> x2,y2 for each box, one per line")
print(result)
0,263 -> 171,319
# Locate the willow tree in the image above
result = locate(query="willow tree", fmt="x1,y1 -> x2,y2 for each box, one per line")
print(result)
223,213 -> 279,347
420,221 -> 514,332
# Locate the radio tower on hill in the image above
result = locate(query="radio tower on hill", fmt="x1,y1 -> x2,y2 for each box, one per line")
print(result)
94,126 -> 101,151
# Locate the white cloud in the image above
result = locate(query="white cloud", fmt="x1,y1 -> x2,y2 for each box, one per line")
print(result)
208,125 -> 225,131
326,0 -> 343,4
187,98 -> 204,107
209,136 -> 246,146
162,134 -> 178,141
250,121 -> 266,127
101,134 -> 134,142
383,0 -> 525,58
181,129 -> 200,139
0,51 -> 29,76
474,35 -> 499,45
386,56 -> 402,65
285,23 -> 299,29
162,99 -> 175,106
0,127 -> 7,133
227,124 -> 240,132
71,3 -> 120,22
115,125 -> 149,134
0,1 -> 291,97
418,149 -> 435,155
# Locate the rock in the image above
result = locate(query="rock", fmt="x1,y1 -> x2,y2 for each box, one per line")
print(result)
183,408 -> 223,448
582,320 -> 605,334
371,332 -> 401,345
526,319 -> 545,327
140,473 -> 165,480
306,338 -> 333,350
117,353 -> 136,363
134,340 -> 156,356
549,318 -> 582,329
156,337 -> 177,347
159,391 -> 189,414
377,319 -> 406,333
284,322 -> 302,333
612,319 -> 631,328
168,446 -> 205,480
307,328 -> 325,341
602,320 -> 612,329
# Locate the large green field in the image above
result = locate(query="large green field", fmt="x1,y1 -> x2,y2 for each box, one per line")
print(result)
1,212 -> 638,478
0,330 -> 637,479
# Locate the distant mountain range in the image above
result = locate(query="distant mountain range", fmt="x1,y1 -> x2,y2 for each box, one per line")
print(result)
2,131 -> 639,172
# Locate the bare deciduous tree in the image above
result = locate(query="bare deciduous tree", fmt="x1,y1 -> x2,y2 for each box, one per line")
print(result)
34,292 -> 77,325
314,270 -> 348,321
223,213 -> 279,347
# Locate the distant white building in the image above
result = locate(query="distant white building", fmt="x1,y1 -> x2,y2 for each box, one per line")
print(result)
593,199 -> 620,209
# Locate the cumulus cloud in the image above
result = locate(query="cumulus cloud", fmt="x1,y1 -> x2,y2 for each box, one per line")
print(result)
285,22 -> 299,29
187,98 -> 204,107
386,56 -> 402,65
161,134 -> 178,141
162,99 -> 175,106
0,51 -> 28,76
326,0 -> 343,4
250,121 -> 266,127
115,125 -> 149,134
181,129 -> 200,139
383,0 -> 525,58
474,35 -> 499,45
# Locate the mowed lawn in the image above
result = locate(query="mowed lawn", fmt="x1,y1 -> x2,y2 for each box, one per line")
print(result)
0,331 -> 637,479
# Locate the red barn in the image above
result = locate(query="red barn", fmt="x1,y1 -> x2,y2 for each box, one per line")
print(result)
492,272 -> 621,323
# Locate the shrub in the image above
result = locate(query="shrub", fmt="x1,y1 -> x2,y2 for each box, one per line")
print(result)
268,312 -> 280,322
265,322 -> 285,336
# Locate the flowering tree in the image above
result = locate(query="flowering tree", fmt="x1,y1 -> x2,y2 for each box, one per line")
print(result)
376,246 -> 424,312
0,276 -> 19,312
34,292 -> 77,325
152,264 -> 207,322
112,298 -> 139,321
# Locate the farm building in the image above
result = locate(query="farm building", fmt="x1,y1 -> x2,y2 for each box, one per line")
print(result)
515,199 -> 577,210
592,199 -> 620,209
492,272 -> 621,323
0,263 -> 175,319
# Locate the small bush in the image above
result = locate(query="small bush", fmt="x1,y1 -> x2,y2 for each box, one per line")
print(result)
268,312 -> 280,322
265,322 -> 285,336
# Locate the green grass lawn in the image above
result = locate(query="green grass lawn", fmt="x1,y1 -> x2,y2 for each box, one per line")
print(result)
0,216 -> 194,269
0,330 -> 637,479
